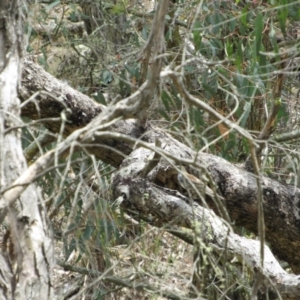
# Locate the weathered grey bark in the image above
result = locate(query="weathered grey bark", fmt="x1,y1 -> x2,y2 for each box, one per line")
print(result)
112,147 -> 300,300
0,1 -> 53,299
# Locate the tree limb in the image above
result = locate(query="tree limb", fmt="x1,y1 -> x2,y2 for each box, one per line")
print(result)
112,146 -> 300,299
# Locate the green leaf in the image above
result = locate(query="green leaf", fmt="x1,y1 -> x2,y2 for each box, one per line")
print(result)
236,41 -> 243,71
119,69 -> 131,96
269,22 -> 279,59
156,108 -> 170,121
93,91 -> 107,105
242,137 -> 250,154
225,38 -> 233,57
193,20 -> 202,51
239,6 -> 249,35
39,47 -> 48,69
240,101 -> 251,128
111,3 -> 125,14
258,53 -> 267,73
46,0 -> 60,12
241,6 -> 248,26
166,28 -> 173,42
68,11 -> 77,22
161,91 -> 171,112
142,24 -> 148,40
229,18 -> 236,32
64,237 -> 77,261
211,12 -> 222,34
170,84 -> 181,109
124,64 -> 135,77
184,65 -> 195,73
192,109 -> 204,130
83,222 -> 94,241
101,69 -> 113,85
276,100 -> 288,125
278,0 -> 288,36
254,13 -> 263,57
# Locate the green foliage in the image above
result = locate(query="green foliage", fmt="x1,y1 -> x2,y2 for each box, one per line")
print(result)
193,20 -> 202,51
45,0 -> 60,12
111,2 -> 125,15
254,13 -> 263,57
93,91 -> 107,105
119,69 -> 131,97
100,69 -> 113,86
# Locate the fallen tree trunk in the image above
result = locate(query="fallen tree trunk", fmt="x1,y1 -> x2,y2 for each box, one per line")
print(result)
19,58 -> 300,276
112,146 -> 300,300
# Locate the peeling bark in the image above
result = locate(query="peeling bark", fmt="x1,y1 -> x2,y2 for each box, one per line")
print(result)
0,1 -> 53,299
112,146 -> 300,299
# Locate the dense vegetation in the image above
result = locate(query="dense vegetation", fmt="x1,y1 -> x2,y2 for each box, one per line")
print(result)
1,0 -> 300,299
